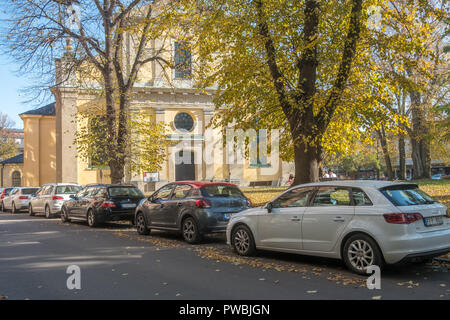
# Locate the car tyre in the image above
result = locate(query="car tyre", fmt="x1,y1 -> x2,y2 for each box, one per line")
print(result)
87,209 -> 98,227
136,212 -> 150,235
181,217 -> 202,244
1,201 -> 5,212
343,233 -> 384,275
61,207 -> 70,223
232,225 -> 256,256
29,204 -> 35,216
45,205 -> 52,219
12,202 -> 17,214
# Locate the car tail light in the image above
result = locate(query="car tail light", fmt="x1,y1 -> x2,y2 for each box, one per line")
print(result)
52,196 -> 64,200
19,196 -> 29,199
246,198 -> 252,207
101,201 -> 116,208
383,212 -> 423,224
195,198 -> 211,208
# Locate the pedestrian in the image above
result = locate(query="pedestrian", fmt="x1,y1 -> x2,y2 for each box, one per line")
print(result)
329,170 -> 337,179
287,174 -> 294,186
323,171 -> 330,179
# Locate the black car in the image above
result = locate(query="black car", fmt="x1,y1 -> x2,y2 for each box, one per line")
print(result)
135,181 -> 251,243
61,184 -> 145,227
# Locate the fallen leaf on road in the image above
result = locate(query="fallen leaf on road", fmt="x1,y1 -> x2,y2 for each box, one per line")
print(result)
259,278 -> 265,281
372,296 -> 382,300
307,290 -> 317,294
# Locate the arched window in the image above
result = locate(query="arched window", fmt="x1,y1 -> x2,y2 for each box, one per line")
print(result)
11,171 -> 21,187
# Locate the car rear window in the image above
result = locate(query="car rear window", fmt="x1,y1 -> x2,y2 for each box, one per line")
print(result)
201,185 -> 244,197
380,185 -> 436,206
56,185 -> 81,194
108,187 -> 143,197
22,188 -> 39,195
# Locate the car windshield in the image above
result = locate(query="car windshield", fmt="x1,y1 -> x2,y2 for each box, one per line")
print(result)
201,185 -> 244,197
22,188 -> 39,195
56,185 -> 81,194
108,187 -> 143,197
380,185 -> 436,206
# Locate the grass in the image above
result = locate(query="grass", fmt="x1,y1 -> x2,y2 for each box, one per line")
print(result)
242,179 -> 450,208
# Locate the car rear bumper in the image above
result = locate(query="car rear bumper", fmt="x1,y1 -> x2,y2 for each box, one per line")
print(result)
396,247 -> 450,264
381,227 -> 450,264
99,209 -> 135,222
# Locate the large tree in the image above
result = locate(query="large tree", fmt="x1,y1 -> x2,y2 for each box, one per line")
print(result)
187,0 -> 369,185
2,0 -> 176,183
0,113 -> 18,161
369,0 -> 449,179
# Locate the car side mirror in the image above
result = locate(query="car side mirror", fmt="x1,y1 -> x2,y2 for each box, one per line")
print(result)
266,202 -> 273,213
69,194 -> 76,199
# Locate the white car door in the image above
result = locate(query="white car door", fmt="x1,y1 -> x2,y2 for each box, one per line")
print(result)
302,186 -> 355,252
257,187 -> 314,251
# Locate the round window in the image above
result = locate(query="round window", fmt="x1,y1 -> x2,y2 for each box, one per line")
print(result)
174,112 -> 194,132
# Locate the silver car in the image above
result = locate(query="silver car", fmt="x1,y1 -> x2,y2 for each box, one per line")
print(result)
1,187 -> 40,213
226,181 -> 450,275
29,183 -> 81,218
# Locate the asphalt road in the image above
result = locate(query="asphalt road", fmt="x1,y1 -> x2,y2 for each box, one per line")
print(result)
0,212 -> 448,300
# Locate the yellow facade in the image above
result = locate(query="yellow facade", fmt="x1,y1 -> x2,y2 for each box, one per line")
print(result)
20,114 -> 56,187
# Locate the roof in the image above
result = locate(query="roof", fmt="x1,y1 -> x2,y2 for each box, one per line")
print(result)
169,181 -> 237,188
294,180 -> 415,189
0,153 -> 24,165
20,102 -> 55,116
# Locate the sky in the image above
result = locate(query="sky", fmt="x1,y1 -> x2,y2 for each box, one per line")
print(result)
0,7 -> 51,130
0,57 -> 38,130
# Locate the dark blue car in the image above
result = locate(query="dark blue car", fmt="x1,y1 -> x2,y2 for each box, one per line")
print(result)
61,184 -> 145,227
135,181 -> 251,243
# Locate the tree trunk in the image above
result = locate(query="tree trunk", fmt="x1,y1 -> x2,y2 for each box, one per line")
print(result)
293,141 -> 322,185
409,90 -> 431,179
398,133 -> 406,180
376,127 -> 394,180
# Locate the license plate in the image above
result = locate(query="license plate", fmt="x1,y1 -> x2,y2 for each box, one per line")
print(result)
424,216 -> 443,227
122,203 -> 136,209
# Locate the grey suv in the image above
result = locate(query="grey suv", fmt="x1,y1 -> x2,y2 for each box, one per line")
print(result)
29,183 -> 81,218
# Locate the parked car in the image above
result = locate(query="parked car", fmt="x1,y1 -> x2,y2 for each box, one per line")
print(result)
431,173 -> 445,180
1,187 -> 40,213
135,181 -> 251,243
226,181 -> 450,275
60,184 -> 145,227
0,188 -> 13,210
29,183 -> 81,218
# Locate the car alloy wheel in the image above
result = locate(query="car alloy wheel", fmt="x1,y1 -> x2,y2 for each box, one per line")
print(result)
182,217 -> 201,244
87,210 -> 97,227
136,213 -> 150,235
343,234 -> 384,275
45,206 -> 51,219
232,226 -> 256,256
347,239 -> 374,271
29,205 -> 34,216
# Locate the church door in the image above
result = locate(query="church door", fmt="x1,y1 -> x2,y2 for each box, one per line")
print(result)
175,150 -> 195,181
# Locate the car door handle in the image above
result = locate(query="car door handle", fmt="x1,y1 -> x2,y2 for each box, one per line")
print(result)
333,216 -> 345,222
291,216 -> 301,222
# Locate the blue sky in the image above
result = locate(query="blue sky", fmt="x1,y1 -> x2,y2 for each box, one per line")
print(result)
0,57 -> 36,129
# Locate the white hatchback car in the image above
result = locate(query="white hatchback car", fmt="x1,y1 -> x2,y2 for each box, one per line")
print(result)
227,181 -> 450,274
1,187 -> 40,213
